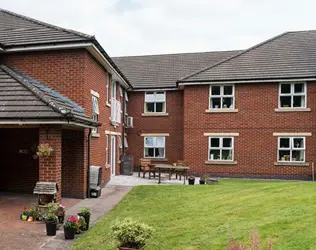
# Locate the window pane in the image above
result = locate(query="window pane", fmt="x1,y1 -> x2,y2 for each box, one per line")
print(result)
293,95 -> 304,107
155,137 -> 165,147
145,148 -> 154,157
210,138 -> 220,148
293,138 -> 304,149
210,150 -> 220,160
222,97 -> 233,108
145,137 -> 154,147
211,86 -> 220,95
280,96 -> 291,108
279,150 -> 291,161
224,86 -> 233,95
156,92 -> 166,102
280,138 -> 290,148
155,102 -> 164,112
145,92 -> 155,102
146,103 -> 155,112
294,83 -> 304,93
292,150 -> 304,161
222,150 -> 233,160
211,98 -> 221,109
155,148 -> 164,158
222,138 -> 232,148
281,84 -> 291,94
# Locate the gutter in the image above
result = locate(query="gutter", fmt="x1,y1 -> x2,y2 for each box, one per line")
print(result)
0,119 -> 95,128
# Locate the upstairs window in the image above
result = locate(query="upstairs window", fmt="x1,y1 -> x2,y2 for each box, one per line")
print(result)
209,137 -> 234,161
145,92 -> 166,113
111,80 -> 117,101
278,137 -> 305,162
92,94 -> 99,133
106,74 -> 111,104
144,136 -> 165,158
209,85 -> 234,109
279,83 -> 306,108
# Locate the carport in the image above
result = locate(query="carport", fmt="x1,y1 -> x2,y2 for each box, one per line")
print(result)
0,65 -> 98,200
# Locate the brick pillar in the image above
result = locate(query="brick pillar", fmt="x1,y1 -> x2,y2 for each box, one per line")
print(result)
39,125 -> 62,202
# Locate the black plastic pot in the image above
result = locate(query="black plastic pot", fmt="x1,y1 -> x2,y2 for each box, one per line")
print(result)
78,213 -> 90,231
45,221 -> 57,236
199,180 -> 205,185
188,178 -> 195,185
64,227 -> 76,239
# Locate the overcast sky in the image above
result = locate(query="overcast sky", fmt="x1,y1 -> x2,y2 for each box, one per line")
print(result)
1,0 -> 315,56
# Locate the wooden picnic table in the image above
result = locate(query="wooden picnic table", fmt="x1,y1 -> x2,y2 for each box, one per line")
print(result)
154,164 -> 190,184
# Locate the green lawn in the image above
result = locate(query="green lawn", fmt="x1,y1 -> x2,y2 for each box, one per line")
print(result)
72,180 -> 316,250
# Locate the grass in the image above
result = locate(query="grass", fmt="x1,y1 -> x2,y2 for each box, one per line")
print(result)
72,180 -> 316,250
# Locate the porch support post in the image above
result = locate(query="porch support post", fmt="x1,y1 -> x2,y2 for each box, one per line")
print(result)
39,125 -> 62,202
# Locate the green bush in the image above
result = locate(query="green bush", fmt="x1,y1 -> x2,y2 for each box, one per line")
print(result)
111,218 -> 154,249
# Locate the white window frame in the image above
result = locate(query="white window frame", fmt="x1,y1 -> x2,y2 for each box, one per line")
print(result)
144,91 -> 166,113
278,82 -> 307,108
278,137 -> 306,163
105,135 -> 109,165
209,85 -> 235,110
124,136 -> 128,148
208,137 -> 234,161
144,136 -> 165,158
91,94 -> 99,134
106,74 -> 111,105
111,80 -> 117,101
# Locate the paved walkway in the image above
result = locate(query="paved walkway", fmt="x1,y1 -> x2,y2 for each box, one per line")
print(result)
40,185 -> 132,250
108,172 -> 199,186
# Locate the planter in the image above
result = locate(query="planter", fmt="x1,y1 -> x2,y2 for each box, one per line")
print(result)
199,180 -> 205,185
188,178 -> 195,185
118,245 -> 146,250
21,215 -> 28,221
45,221 -> 57,236
64,227 -> 76,240
78,213 -> 90,231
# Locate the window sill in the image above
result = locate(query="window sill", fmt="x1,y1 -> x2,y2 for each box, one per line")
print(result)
106,102 -> 111,108
91,132 -> 100,138
105,164 -> 111,169
274,108 -> 311,112
274,162 -> 309,167
205,160 -> 237,165
205,109 -> 238,113
145,158 -> 168,162
142,113 -> 169,117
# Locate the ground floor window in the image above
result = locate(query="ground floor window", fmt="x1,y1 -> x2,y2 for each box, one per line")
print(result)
278,137 -> 305,162
144,136 -> 165,158
209,137 -> 234,161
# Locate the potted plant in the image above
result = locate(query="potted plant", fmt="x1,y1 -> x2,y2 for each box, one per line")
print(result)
56,204 -> 65,224
63,216 -> 79,239
76,216 -> 86,234
199,176 -> 207,185
20,209 -> 29,221
36,143 -> 54,158
188,176 -> 195,185
44,212 -> 58,236
78,207 -> 91,231
111,218 -> 154,250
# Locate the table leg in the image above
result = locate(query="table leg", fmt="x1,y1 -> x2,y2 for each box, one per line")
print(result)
158,169 -> 161,184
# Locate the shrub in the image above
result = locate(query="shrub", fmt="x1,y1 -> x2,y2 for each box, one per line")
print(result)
44,212 -> 58,223
228,230 -> 272,250
111,218 -> 154,249
79,207 -> 91,216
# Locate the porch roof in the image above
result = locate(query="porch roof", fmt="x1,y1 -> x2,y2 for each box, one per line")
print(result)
0,64 -> 98,127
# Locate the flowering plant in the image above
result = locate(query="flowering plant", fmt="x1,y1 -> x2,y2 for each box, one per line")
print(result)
36,143 -> 53,158
63,216 -> 79,230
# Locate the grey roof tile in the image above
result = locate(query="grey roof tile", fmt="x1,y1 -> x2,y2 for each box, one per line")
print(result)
33,182 -> 58,195
179,31 -> 316,83
113,50 -> 240,89
0,65 -> 97,125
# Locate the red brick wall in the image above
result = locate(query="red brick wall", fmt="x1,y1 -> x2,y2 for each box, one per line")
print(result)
0,128 -> 39,193
127,91 -> 184,167
62,129 -> 86,198
184,83 -> 316,180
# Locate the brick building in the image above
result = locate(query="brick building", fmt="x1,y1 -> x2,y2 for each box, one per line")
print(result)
1,9 -> 315,201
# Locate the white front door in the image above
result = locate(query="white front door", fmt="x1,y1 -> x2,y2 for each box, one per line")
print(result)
110,136 -> 116,176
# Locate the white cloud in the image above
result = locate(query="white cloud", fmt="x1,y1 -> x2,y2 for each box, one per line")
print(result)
1,0 -> 315,56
